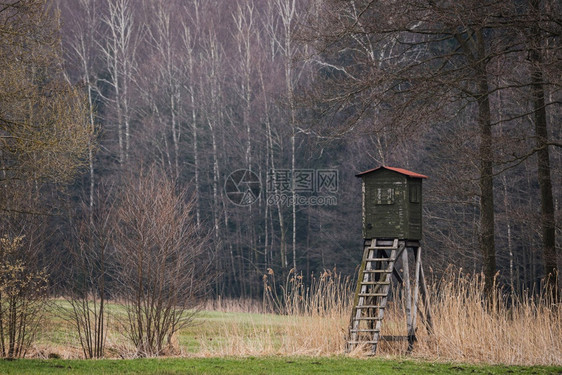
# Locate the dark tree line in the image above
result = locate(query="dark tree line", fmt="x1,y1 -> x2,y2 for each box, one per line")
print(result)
0,0 -> 559,302
304,0 -> 560,297
55,0 -> 364,298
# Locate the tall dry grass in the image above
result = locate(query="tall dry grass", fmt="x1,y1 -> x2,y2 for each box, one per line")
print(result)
406,270 -> 562,365
197,269 -> 353,356
33,269 -> 561,364
201,297 -> 265,314
262,268 -> 353,317
199,269 -> 561,365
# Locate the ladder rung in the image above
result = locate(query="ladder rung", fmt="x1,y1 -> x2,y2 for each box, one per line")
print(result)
348,340 -> 379,344
367,239 -> 398,248
363,269 -> 391,273
366,258 -> 395,262
349,329 -> 380,333
359,282 -> 390,288
357,290 -> 387,295
355,305 -> 384,309
368,239 -> 399,248
352,316 -> 382,320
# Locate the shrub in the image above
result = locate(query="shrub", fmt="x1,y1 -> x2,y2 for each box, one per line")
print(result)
0,236 -> 48,358
113,168 -> 210,357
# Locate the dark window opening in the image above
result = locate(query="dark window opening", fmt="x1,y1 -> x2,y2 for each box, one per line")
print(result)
409,185 -> 420,203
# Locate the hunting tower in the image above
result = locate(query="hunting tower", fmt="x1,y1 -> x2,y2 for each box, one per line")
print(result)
358,166 -> 426,240
347,166 -> 433,355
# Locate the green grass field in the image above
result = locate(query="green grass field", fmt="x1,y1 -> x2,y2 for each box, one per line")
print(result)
0,357 -> 561,375
37,304 -> 296,357
13,298 -> 562,373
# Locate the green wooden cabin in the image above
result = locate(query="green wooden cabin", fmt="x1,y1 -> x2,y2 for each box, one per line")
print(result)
356,166 -> 428,240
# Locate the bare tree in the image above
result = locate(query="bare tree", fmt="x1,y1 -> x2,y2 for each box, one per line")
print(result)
98,0 -> 139,165
60,191 -> 114,359
527,0 -> 559,298
233,1 -> 257,171
273,0 -> 299,271
180,18 -> 203,230
58,0 -> 101,214
0,0 -> 92,213
305,0 -> 556,296
141,1 -> 184,180
113,166 -> 209,357
260,1 -> 289,269
180,12 -> 201,228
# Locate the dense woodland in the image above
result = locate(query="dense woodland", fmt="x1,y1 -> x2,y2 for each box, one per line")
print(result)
1,0 -> 560,301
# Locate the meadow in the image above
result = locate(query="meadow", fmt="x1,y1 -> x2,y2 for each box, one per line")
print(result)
0,357 -> 560,375
3,271 -> 561,374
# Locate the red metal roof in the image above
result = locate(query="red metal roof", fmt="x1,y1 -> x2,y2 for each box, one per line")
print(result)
356,166 -> 428,179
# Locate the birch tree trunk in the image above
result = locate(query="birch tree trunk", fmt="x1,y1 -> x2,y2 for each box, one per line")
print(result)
181,24 -> 201,228
100,0 -> 138,165
63,0 -> 100,214
275,0 -> 298,271
149,3 -> 182,179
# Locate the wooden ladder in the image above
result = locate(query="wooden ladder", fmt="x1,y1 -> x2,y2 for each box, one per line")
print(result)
347,238 -> 405,354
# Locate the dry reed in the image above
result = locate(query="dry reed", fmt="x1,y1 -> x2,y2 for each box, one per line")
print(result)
197,269 -> 352,356
199,269 -> 561,365
35,270 -> 561,365
201,297 -> 265,314
405,270 -> 562,365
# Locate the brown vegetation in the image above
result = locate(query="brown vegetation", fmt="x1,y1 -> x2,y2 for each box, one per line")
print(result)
0,236 -> 48,358
197,270 -> 561,365
112,167 -> 210,357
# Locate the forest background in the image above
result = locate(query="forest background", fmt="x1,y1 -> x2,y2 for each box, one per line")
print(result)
1,0 -> 560,301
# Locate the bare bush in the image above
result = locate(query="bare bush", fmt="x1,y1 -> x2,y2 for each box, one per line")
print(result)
113,167 -> 210,357
59,192 -> 115,359
0,236 -> 48,358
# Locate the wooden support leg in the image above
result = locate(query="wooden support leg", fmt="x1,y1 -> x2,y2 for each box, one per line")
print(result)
419,259 -> 434,334
410,247 -> 421,350
401,249 -> 414,352
392,244 -> 407,283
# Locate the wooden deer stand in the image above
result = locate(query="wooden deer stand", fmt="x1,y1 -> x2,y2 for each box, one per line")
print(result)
347,167 -> 433,354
